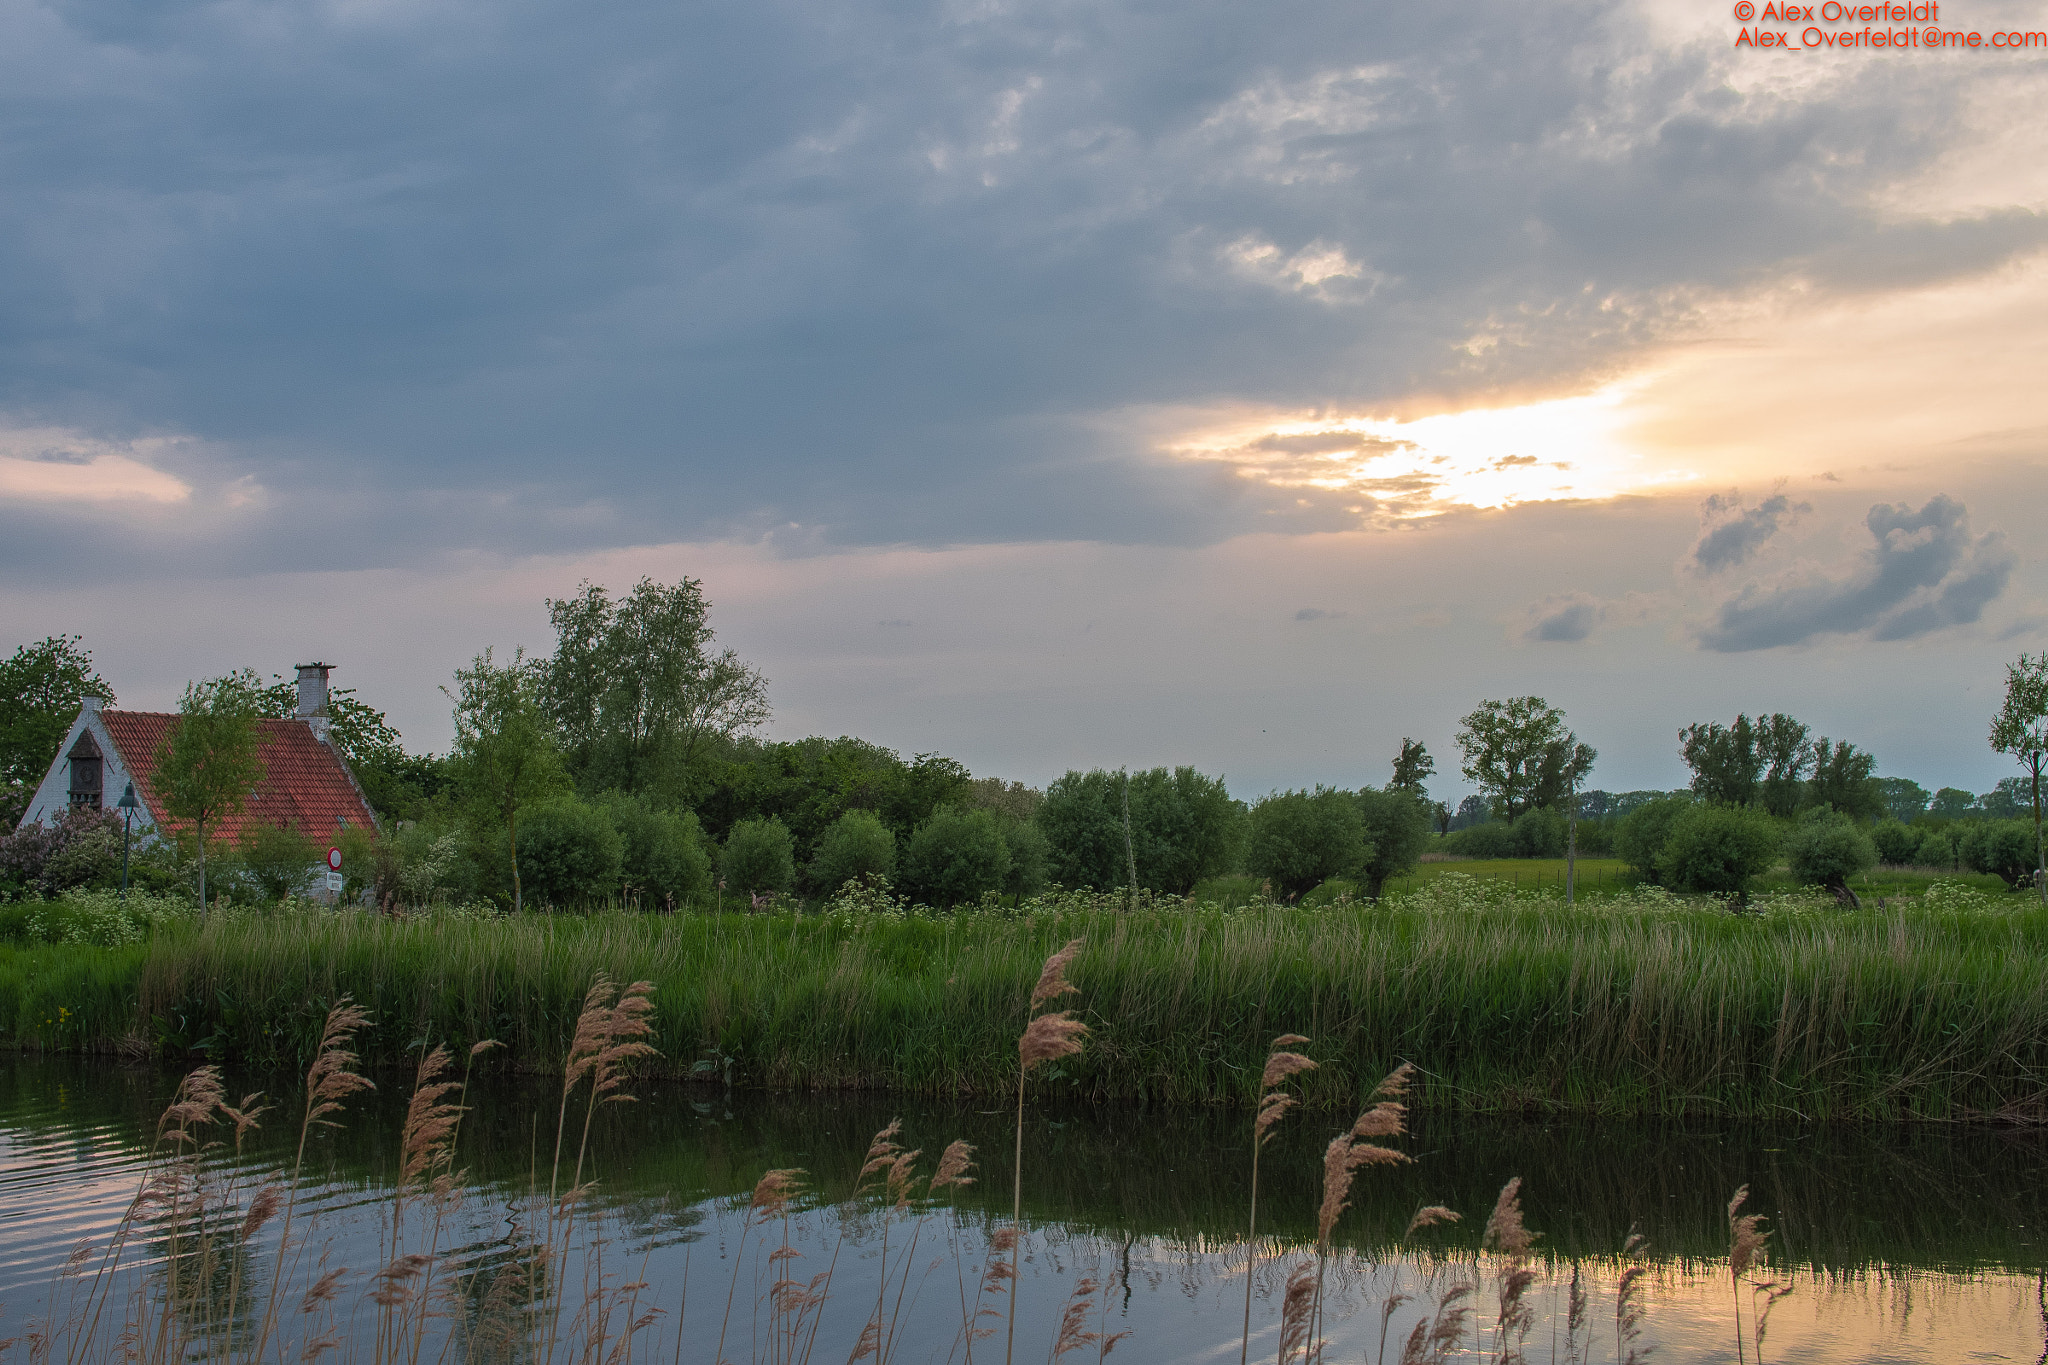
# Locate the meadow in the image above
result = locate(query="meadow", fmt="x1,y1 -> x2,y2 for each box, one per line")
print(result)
4,875 -> 2047,1121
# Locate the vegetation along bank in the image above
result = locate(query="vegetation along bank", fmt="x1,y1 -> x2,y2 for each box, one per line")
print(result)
5,877 -> 2046,1122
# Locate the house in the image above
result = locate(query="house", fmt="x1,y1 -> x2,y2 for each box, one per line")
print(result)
15,663 -> 380,870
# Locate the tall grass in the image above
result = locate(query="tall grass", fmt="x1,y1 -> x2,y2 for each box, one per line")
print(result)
5,878 -> 2048,1118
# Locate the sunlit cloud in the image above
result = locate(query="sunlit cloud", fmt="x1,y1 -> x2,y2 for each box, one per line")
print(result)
1159,383 -> 1698,522
0,426 -> 191,506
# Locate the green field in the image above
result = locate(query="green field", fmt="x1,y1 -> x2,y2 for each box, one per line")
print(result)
6,878 -> 2048,1120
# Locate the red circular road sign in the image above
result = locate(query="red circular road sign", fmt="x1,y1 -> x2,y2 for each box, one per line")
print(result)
326,846 -> 343,872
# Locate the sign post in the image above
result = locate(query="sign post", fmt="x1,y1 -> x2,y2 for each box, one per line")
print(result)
326,845 -> 344,896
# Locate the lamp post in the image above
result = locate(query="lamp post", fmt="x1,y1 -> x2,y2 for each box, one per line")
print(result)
117,782 -> 140,901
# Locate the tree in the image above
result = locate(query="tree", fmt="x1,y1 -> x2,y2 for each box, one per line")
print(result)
446,649 -> 570,915
1755,714 -> 1814,817
1538,733 -> 1596,904
1388,739 -> 1434,798
541,577 -> 771,798
1353,787 -> 1429,900
238,819 -> 320,901
1961,820 -> 2038,889
1809,738 -> 1881,819
1989,652 -> 2048,904
808,807 -> 897,894
1036,767 -> 1244,894
1869,820 -> 1918,866
1613,795 -> 1693,885
0,636 -> 116,785
1929,787 -> 1976,821
595,792 -> 713,909
517,797 -> 627,908
155,670 -> 268,910
721,816 -> 796,896
1786,809 -> 1878,906
1915,826 -> 1958,871
1245,788 -> 1370,898
1678,715 -> 1762,808
1657,804 -> 1780,906
899,807 -> 1011,907
1455,697 -> 1575,821
1874,777 -> 1930,825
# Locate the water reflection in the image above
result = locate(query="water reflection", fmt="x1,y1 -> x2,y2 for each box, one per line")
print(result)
2,1056 -> 2044,1362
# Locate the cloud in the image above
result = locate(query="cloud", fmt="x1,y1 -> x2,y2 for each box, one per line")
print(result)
1524,594 -> 1603,643
1293,606 -> 1343,621
1690,491 -> 1809,574
1697,495 -> 2014,651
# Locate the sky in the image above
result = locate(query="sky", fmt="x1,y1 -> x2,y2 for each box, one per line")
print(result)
3,0 -> 2046,802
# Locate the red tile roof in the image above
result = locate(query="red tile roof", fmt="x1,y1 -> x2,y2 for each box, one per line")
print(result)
100,710 -> 378,845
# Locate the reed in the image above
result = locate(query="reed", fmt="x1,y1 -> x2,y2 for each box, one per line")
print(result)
7,878 -> 2047,1118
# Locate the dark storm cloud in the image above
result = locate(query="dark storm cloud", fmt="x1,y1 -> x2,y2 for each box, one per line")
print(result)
0,0 -> 2040,579
1697,495 -> 2014,652
1691,492 -> 1809,574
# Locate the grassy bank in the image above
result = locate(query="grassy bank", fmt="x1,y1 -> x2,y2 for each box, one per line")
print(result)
5,878 -> 2048,1119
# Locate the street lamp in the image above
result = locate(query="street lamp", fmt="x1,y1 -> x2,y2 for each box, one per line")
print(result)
116,782 -> 140,901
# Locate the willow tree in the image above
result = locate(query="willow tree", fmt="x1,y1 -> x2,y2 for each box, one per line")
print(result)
1990,652 -> 2048,905
446,648 -> 568,914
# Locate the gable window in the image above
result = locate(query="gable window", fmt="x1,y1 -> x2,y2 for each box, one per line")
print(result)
68,731 -> 104,810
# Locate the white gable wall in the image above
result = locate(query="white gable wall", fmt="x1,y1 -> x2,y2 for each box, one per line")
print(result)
17,704 -> 160,838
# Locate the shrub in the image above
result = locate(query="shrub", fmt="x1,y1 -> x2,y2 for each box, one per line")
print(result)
1510,806 -> 1566,858
0,806 -> 128,898
1245,788 -> 1369,899
1657,804 -> 1779,903
1869,819 -> 1918,866
999,816 -> 1050,899
899,807 -> 1011,907
1441,821 -> 1517,859
517,797 -> 626,908
1036,767 -> 1244,893
1914,826 -> 1959,871
721,816 -> 796,896
1960,818 -> 2038,888
1786,808 -> 1878,898
237,819 -> 321,901
598,792 -> 714,909
1613,795 -> 1693,885
807,808 -> 896,894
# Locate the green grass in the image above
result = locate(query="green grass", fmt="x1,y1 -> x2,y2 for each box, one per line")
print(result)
7,878 -> 2048,1121
1384,857 -> 1635,898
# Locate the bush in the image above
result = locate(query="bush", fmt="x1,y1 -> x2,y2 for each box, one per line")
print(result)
1354,789 -> 1429,899
1614,795 -> 1693,885
517,798 -> 626,908
1510,806 -> 1566,859
1657,804 -> 1779,902
1036,767 -> 1244,893
899,807 -> 1011,907
1960,818 -> 2038,888
807,808 -> 896,894
0,807 -> 129,899
1869,820 -> 1918,866
1441,821 -> 1517,859
1000,816 -> 1050,899
1246,788 -> 1370,899
1914,826 -> 1959,871
237,820 -> 321,901
598,792 -> 714,909
1786,808 -> 1878,898
721,816 -> 796,896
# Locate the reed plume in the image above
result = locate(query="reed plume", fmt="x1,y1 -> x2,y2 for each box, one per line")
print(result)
1726,1186 -> 1771,1363
1242,1035 -> 1315,1365
1614,1229 -> 1649,1365
1481,1179 -> 1539,1365
1009,939 -> 1087,1365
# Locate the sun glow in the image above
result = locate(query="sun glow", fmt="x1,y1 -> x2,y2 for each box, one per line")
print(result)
1164,382 -> 1699,521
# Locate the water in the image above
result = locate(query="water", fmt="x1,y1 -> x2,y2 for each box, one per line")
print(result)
3,1054 -> 2046,1363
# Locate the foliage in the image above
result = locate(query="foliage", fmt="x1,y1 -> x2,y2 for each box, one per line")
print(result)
1810,738 -> 1882,819
998,815 -> 1050,899
1869,820 -> 1919,866
1353,787 -> 1430,899
1960,820 -> 2038,888
807,807 -> 897,894
1037,766 -> 1244,894
899,806 -> 1011,907
154,670 -> 268,909
539,576 -> 771,800
962,776 -> 1043,821
1455,696 -> 1579,820
253,674 -> 437,818
1657,804 -> 1780,901
1245,787 -> 1369,898
1875,777 -> 1930,824
595,791 -> 713,909
689,734 -> 970,850
0,635 -> 116,786
446,647 -> 570,914
0,806 -> 131,899
516,797 -> 627,908
1786,808 -> 1878,894
1613,794 -> 1694,885
1915,826 -> 1959,871
720,816 -> 796,895
1388,738 -> 1434,798
1929,787 -> 1976,820
1989,651 -> 2048,897
236,819 -> 320,901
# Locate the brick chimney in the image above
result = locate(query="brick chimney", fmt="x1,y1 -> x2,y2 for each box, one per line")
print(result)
296,662 -> 334,742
